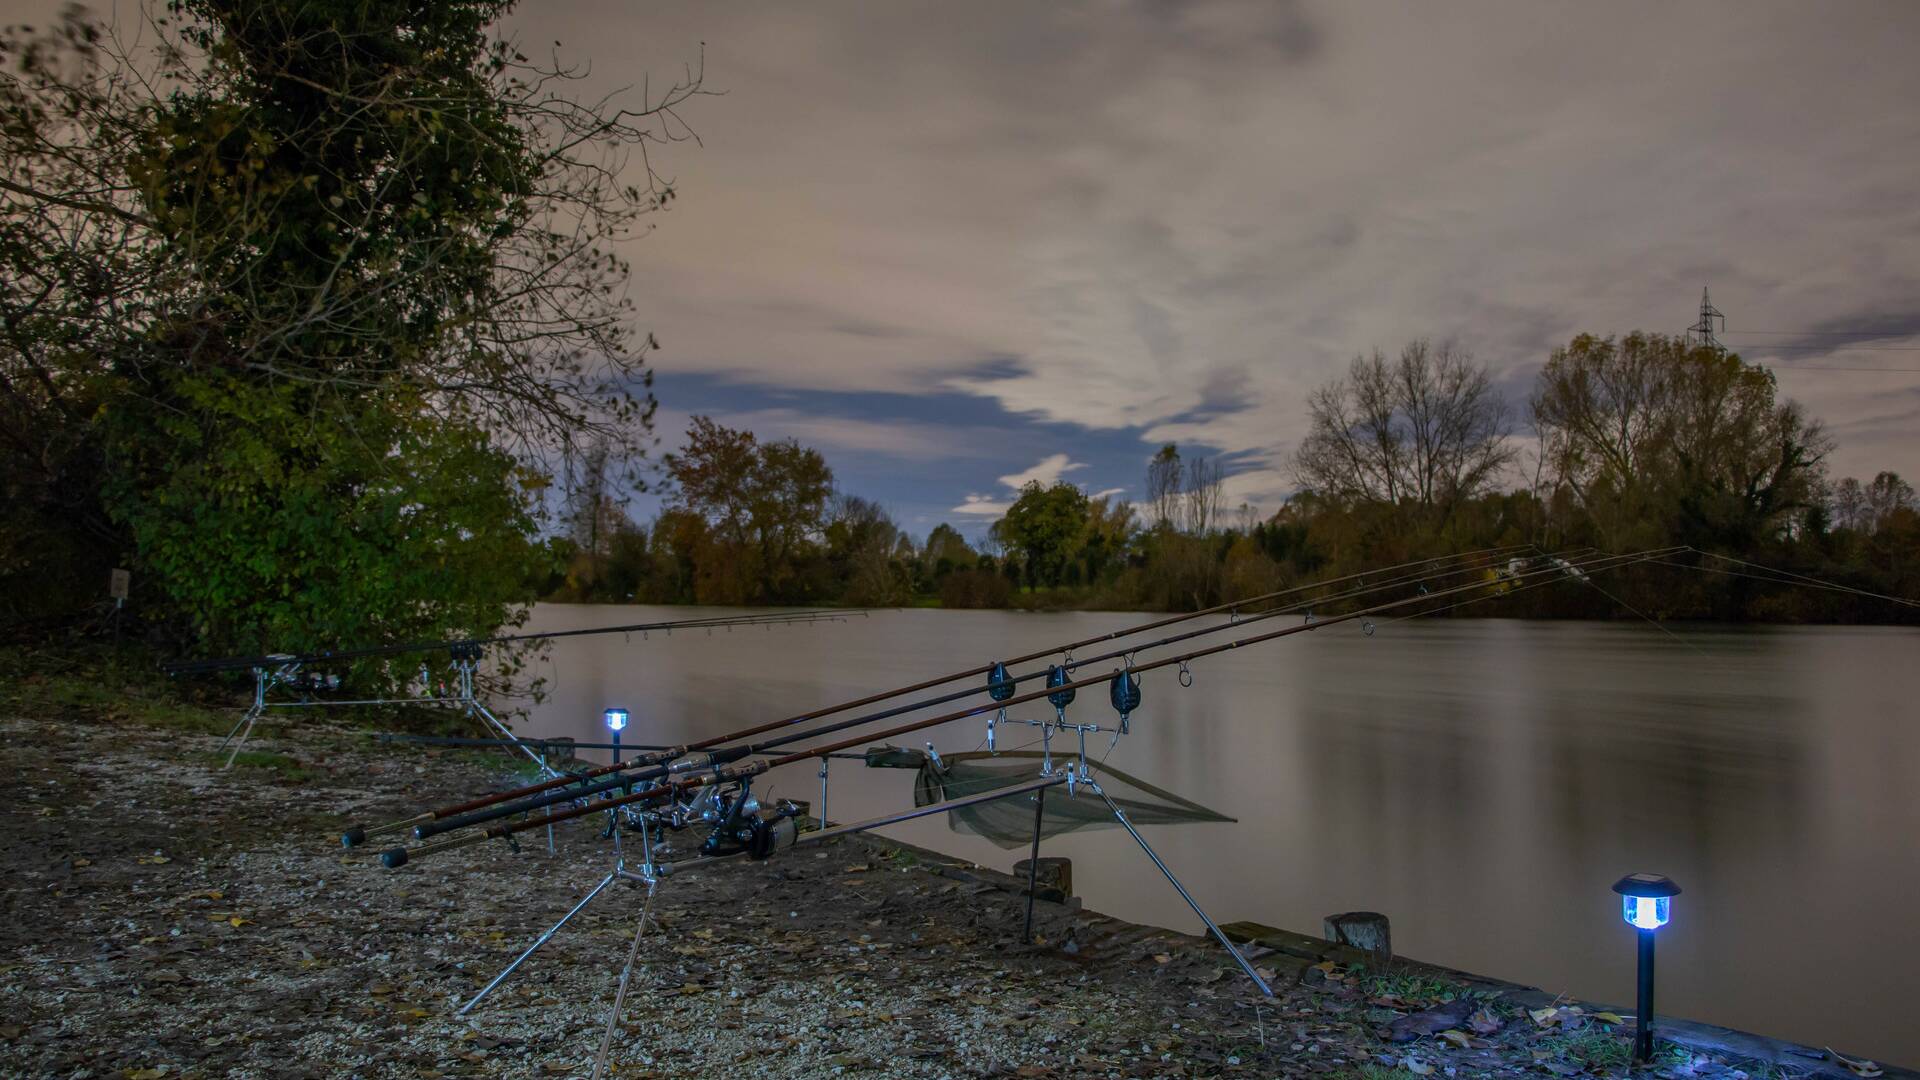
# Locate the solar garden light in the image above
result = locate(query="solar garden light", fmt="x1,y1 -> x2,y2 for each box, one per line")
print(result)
603,707 -> 629,765
1612,873 -> 1681,1062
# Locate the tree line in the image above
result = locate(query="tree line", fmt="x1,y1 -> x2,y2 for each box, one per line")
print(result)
554,334 -> 1916,623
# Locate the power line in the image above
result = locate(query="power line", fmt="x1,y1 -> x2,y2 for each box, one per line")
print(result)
1724,329 -> 1920,337
1730,343 -> 1920,352
1768,365 -> 1920,374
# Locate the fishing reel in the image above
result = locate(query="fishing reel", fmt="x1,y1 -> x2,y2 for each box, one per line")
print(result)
697,784 -> 803,860
287,671 -> 342,693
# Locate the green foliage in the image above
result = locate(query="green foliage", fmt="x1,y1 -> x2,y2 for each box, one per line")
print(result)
3,0 -> 696,653
103,373 -> 539,666
994,481 -> 1092,588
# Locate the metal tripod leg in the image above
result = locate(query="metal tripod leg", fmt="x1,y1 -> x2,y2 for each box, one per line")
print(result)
216,703 -> 260,760
1023,785 -> 1046,944
469,700 -> 559,778
591,877 -> 658,1080
218,667 -> 271,768
1087,779 -> 1273,998
458,871 -> 617,1016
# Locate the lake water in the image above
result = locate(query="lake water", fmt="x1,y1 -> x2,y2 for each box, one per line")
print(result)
511,604 -> 1920,1065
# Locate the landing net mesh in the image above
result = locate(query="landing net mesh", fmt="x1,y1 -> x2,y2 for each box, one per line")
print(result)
866,747 -> 1233,849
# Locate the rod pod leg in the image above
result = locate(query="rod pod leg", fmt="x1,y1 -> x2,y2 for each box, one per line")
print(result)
591,877 -> 659,1080
1087,780 -> 1273,998
458,871 -> 616,1016
1023,785 -> 1046,944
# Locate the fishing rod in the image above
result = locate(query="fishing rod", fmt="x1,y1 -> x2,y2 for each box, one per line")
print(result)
161,607 -> 851,676
343,544 -> 1534,844
344,545 -> 1547,848
371,546 -> 1679,867
379,546 -> 1561,844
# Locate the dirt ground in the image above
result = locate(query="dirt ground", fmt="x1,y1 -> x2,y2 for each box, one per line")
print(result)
0,656 -> 1837,1079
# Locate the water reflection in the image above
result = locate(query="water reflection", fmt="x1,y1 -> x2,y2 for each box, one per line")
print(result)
511,606 -> 1920,1065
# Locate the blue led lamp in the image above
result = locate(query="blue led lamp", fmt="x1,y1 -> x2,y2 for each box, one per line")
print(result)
1612,873 -> 1681,1062
604,707 -> 629,765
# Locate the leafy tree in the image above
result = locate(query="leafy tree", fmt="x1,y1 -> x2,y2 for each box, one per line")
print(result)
993,481 -> 1090,588
1,1 -> 704,652
1533,333 -> 1829,549
668,416 -> 832,603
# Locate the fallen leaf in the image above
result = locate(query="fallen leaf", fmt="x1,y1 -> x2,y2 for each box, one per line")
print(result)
1384,996 -> 1478,1042
1405,1058 -> 1434,1076
1152,953 -> 1171,965
1593,1011 -> 1625,1025
227,916 -> 248,928
136,853 -> 173,865
1437,1029 -> 1472,1049
1466,1008 -> 1503,1035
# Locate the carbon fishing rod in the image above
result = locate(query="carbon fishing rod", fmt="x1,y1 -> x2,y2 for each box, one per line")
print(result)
161,607 -> 851,676
367,545 -> 1560,846
370,547 -> 1678,867
345,545 -> 1545,847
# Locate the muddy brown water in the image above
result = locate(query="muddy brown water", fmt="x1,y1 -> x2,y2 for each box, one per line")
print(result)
511,604 -> 1920,1065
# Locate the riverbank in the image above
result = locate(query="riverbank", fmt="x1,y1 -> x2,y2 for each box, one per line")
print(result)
0,658 -> 1907,1079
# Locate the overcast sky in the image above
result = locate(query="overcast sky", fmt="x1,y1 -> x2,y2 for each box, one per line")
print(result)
42,0 -> 1920,538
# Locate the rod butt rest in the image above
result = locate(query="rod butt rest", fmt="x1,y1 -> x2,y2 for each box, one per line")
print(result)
381,847 -> 409,869
341,827 -> 365,849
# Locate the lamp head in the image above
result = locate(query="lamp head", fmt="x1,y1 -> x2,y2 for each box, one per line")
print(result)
603,707 -> 629,733
1612,873 -> 1680,930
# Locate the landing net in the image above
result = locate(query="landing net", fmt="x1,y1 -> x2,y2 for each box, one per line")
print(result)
868,747 -> 1233,848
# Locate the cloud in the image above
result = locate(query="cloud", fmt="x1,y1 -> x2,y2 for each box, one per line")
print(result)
950,494 -> 1011,516
1089,487 -> 1127,501
501,1 -> 1920,502
997,453 -> 1088,490
702,407 -> 995,463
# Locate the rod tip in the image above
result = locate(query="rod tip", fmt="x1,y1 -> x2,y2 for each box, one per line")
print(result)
340,827 -> 366,849
380,847 -> 409,869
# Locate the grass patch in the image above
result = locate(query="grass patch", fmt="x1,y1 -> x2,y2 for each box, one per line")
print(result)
206,750 -> 326,783
1538,1029 -> 1632,1071
0,645 -> 237,735
1359,969 -> 1465,1005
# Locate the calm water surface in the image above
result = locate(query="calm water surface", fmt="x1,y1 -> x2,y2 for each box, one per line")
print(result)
513,605 -> 1920,1065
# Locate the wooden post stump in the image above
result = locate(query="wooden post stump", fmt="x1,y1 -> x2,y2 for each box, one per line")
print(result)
1012,857 -> 1073,903
1324,911 -> 1391,964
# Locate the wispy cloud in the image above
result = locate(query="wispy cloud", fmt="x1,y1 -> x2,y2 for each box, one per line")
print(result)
508,1 -> 1920,510
951,493 -> 1011,516
997,453 -> 1088,490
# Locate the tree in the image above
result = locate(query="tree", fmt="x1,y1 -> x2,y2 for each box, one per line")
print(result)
1146,444 -> 1182,531
825,494 -> 908,606
1831,472 -> 1915,535
668,416 -> 832,603
1533,333 -> 1830,549
993,481 -> 1090,588
923,523 -> 976,575
1184,455 -> 1225,535
1293,339 -> 1515,519
1,1 -> 705,650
